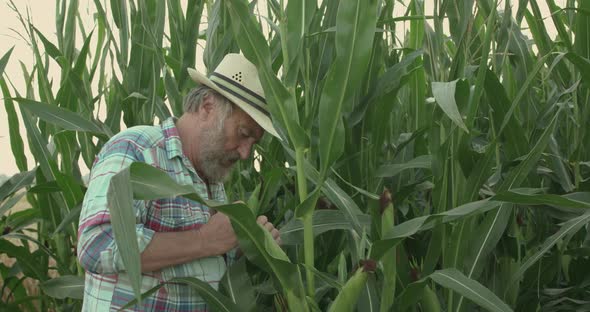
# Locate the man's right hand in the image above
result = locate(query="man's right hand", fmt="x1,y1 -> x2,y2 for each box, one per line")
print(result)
198,212 -> 238,255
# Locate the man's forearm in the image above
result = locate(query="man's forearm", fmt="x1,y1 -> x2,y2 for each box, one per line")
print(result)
140,229 -> 222,273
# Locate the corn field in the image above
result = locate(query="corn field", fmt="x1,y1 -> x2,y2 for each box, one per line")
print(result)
1,0 -> 589,311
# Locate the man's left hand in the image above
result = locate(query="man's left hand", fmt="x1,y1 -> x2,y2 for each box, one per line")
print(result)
256,215 -> 281,245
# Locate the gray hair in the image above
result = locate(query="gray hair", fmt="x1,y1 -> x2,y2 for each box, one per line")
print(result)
183,86 -> 233,129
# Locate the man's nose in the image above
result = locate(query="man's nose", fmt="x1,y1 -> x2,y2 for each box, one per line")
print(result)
238,143 -> 252,160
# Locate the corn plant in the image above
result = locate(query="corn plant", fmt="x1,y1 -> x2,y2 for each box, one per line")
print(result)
1,0 -> 590,311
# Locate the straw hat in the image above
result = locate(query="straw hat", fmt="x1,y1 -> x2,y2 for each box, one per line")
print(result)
187,53 -> 280,139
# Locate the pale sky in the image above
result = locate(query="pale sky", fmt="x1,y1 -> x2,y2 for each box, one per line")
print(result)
0,0 -> 563,176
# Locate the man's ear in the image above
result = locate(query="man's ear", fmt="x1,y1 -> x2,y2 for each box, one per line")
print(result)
197,95 -> 216,121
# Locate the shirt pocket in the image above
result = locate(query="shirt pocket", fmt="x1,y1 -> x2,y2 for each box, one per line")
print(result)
146,197 -> 210,232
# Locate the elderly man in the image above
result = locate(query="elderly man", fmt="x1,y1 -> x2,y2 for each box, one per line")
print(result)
77,54 -> 280,311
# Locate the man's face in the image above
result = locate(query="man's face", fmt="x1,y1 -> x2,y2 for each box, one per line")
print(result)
197,103 -> 264,183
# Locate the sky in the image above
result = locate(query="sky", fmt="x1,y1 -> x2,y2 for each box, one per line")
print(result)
0,0 -> 563,177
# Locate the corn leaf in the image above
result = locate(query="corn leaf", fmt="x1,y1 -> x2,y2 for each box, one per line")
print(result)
507,210 -> 590,292
281,210 -> 371,245
41,275 -> 85,300
370,199 -> 501,260
107,168 -> 142,302
492,191 -> 590,209
318,0 -> 379,178
171,277 -> 241,312
0,78 -> 28,172
432,80 -> 469,133
375,155 -> 432,178
430,269 -> 513,312
0,169 -> 36,202
0,47 -> 14,77
457,110 -> 561,310
220,258 -> 255,311
14,98 -> 107,136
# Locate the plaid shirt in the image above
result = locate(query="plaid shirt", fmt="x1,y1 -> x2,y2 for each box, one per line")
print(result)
77,117 -> 230,311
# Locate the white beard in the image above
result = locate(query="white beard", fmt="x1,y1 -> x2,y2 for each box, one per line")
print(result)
197,125 -> 240,183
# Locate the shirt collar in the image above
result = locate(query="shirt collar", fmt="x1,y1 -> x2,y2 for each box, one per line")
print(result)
161,117 -> 184,160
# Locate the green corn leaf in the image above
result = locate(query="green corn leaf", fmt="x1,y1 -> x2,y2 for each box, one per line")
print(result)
54,130 -> 78,175
128,162 -> 205,203
0,78 -> 28,172
370,199 -> 501,260
500,112 -> 560,191
28,22 -> 56,106
574,0 -> 590,59
0,169 -> 36,202
52,203 -> 82,236
497,55 -> 549,137
546,0 -> 573,51
357,274 -> 379,312
526,4 -> 570,85
220,258 -> 255,310
393,280 -> 437,311
366,49 -> 423,104
246,183 -> 262,215
294,188 -> 321,218
110,0 -> 129,67
459,140 -> 497,203
0,192 -> 26,217
467,0 -> 498,127
62,0 -> 79,59
444,0 -> 474,42
119,284 -> 165,310
258,168 -> 284,214
41,275 -> 85,300
163,68 -> 183,116
492,191 -> 590,209
0,240 -> 47,281
432,79 -> 469,133
548,136 -> 575,192
212,202 -> 306,294
281,210 -> 371,245
79,131 -> 98,169
294,154 -> 364,235
107,168 -> 142,303
457,110 -> 561,310
70,30 -> 94,100
563,53 -> 590,89
299,263 -> 344,291
0,47 -> 14,77
171,277 -> 241,312
430,269 -> 513,312
408,1 -> 427,131
375,155 -> 432,178
318,0 -> 379,179
14,98 -> 107,136
283,0 -> 315,86
32,26 -> 63,63
506,210 -> 590,294
483,69 -> 527,158
203,0 -> 235,72
33,170 -> 61,233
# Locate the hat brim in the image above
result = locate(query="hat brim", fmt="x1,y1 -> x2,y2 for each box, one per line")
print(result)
187,68 -> 281,140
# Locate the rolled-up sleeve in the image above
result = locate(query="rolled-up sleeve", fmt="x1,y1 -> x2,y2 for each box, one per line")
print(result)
77,138 -> 155,274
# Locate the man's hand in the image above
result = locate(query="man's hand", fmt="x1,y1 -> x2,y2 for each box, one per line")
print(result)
256,215 -> 281,245
199,212 -> 238,255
